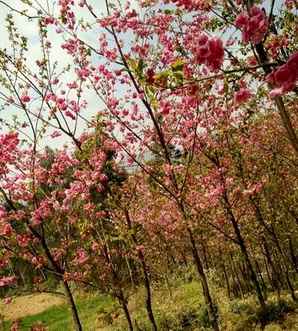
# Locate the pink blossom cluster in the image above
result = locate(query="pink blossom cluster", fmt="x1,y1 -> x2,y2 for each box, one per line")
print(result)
0,132 -> 19,175
61,38 -> 80,55
17,234 -> 31,248
42,16 -> 55,26
188,33 -> 224,71
267,36 -> 289,59
267,51 -> 298,97
3,297 -> 12,305
58,0 -> 75,29
31,199 -> 53,226
50,151 -> 78,177
234,88 -> 252,105
242,181 -> 264,197
0,220 -> 13,237
164,0 -> 210,11
20,95 -> 31,103
74,249 -> 89,265
285,0 -> 297,9
0,276 -> 16,287
235,5 -> 268,44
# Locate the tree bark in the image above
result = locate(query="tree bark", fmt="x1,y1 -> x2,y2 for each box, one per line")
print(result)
187,227 -> 220,331
125,210 -> 158,331
117,290 -> 134,331
254,42 -> 298,156
63,281 -> 83,331
223,194 -> 266,310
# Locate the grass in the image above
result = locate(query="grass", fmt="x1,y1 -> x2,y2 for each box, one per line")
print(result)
1,279 -> 298,330
1,294 -> 115,331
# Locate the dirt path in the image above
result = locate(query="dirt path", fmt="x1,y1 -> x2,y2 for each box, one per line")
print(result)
0,293 -> 65,321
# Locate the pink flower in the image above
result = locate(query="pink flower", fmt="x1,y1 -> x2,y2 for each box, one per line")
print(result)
91,242 -> 100,251
0,276 -> 16,287
3,297 -> 12,304
20,95 -> 31,103
17,234 -> 31,248
0,223 -> 13,236
269,87 -> 284,98
235,6 -> 268,44
235,13 -> 249,28
234,88 -> 252,104
50,130 -> 62,139
74,249 -> 88,265
274,65 -> 294,85
44,16 -> 55,25
287,51 -> 298,75
192,34 -> 224,71
136,245 -> 145,254
267,51 -> 298,96
65,111 -> 76,120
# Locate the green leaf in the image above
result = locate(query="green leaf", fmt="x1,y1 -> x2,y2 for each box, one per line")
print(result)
171,59 -> 185,72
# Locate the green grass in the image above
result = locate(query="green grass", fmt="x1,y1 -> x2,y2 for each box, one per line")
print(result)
2,280 -> 298,331
2,294 -> 115,331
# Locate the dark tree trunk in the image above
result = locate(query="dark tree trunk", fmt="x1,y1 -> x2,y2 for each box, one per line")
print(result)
63,281 -> 83,331
223,195 -> 266,310
288,237 -> 298,273
117,290 -> 134,331
230,254 -> 244,298
125,210 -> 158,331
222,262 -> 231,299
187,227 -> 220,331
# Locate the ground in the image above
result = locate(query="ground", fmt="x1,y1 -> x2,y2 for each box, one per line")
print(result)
1,280 -> 298,330
0,293 -> 65,321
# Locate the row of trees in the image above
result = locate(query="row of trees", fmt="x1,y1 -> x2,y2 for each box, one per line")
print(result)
0,0 -> 297,330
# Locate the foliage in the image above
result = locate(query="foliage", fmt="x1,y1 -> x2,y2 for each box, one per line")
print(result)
0,0 -> 297,330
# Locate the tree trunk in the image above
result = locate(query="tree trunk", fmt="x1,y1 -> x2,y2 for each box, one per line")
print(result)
230,254 -> 244,298
221,262 -> 231,299
117,290 -> 134,331
288,237 -> 298,273
223,195 -> 266,310
125,210 -> 158,331
187,227 -> 220,331
63,281 -> 83,331
254,41 -> 298,156
140,256 -> 158,331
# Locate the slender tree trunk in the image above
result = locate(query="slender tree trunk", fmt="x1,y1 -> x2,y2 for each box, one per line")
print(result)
254,41 -> 298,156
221,262 -> 231,299
230,254 -> 244,298
98,230 -> 135,330
181,252 -> 188,268
270,227 -> 297,301
223,195 -> 266,309
164,273 -> 173,298
239,261 -> 252,293
288,237 -> 298,273
125,210 -> 158,331
263,257 -> 276,293
125,255 -> 136,289
255,259 -> 267,299
27,225 -> 83,331
63,281 -> 83,331
253,201 -> 297,299
187,227 -> 220,331
117,290 -> 134,331
201,240 -> 210,270
140,256 -> 158,331
274,96 -> 298,156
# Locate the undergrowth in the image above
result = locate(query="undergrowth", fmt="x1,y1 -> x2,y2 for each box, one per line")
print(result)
1,278 -> 298,331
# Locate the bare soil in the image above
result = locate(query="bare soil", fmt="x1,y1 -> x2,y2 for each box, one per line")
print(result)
0,293 -> 65,321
